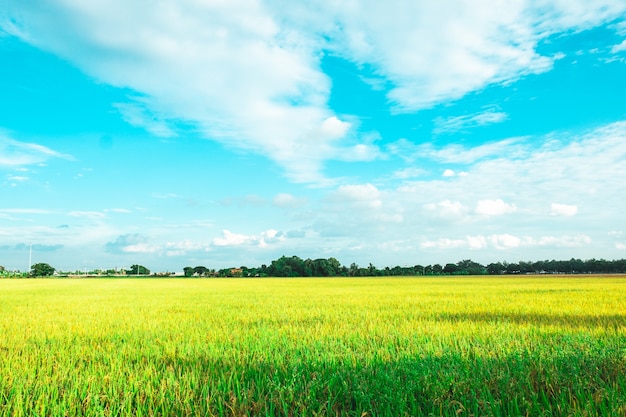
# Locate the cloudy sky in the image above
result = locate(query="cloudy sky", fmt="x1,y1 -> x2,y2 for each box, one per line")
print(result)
1,1 -> 626,272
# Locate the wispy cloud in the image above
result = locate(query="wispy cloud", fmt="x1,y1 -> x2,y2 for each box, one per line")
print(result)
114,101 -> 177,138
406,137 -> 526,165
0,134 -> 73,167
5,1 -> 625,182
433,108 -> 508,134
611,39 -> 626,53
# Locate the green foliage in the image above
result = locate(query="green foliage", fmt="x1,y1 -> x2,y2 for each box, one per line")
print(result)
127,264 -> 150,275
29,262 -> 55,277
0,277 -> 624,415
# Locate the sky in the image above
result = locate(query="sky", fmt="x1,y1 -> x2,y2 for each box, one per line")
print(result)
1,1 -> 626,273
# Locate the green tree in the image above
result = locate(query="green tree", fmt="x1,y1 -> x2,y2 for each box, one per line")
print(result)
443,263 -> 458,275
183,266 -> 194,277
30,262 -> 55,277
128,264 -> 150,275
193,266 -> 208,277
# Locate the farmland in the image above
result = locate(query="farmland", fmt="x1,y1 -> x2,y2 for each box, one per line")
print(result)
0,277 -> 624,416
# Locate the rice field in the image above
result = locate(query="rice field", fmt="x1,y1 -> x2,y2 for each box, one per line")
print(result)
0,276 -> 624,416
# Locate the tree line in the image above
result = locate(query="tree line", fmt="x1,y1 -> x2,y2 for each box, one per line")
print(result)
3,257 -> 626,278
183,256 -> 626,277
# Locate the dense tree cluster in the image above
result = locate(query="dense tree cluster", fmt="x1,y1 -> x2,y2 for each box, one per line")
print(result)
184,256 -> 626,278
8,257 -> 626,279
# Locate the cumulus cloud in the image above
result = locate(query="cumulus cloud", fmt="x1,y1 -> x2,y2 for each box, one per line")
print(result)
105,233 -> 159,254
332,183 -> 382,208
421,234 -> 591,251
475,199 -> 517,216
213,229 -> 286,248
423,200 -> 468,220
550,203 -> 578,217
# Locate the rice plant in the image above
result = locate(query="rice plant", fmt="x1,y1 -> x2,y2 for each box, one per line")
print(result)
0,277 -> 624,416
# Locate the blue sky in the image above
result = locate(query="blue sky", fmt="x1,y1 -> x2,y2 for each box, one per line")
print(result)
1,1 -> 626,272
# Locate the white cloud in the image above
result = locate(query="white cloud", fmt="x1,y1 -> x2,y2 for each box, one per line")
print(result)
105,233 -> 159,254
475,199 -> 517,216
421,233 -> 591,251
489,234 -> 522,249
6,1 -> 626,182
2,1 -> 344,183
421,238 -> 466,250
114,102 -> 177,138
333,183 -> 382,208
323,1 -> 626,112
550,203 -> 578,217
442,169 -> 456,177
68,211 -> 107,219
165,240 -> 208,255
7,175 -> 29,182
423,200 -> 468,220
0,133 -> 73,167
611,39 -> 626,53
416,137 -> 526,164
213,230 -> 252,247
212,229 -> 286,248
273,193 -> 308,209
391,167 -> 427,180
123,243 -> 160,254
433,108 -> 508,134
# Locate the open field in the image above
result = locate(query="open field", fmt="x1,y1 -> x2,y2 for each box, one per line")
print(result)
0,276 -> 624,416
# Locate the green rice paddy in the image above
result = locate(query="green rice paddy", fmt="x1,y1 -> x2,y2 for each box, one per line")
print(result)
0,277 -> 624,416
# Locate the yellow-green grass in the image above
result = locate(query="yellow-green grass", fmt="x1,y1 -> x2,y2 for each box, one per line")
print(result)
0,277 -> 624,416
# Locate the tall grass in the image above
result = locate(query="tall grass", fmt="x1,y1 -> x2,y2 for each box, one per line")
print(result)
0,277 -> 624,416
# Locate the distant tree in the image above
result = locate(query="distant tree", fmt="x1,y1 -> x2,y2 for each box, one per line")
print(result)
443,263 -> 458,275
183,266 -> 194,277
456,259 -> 486,275
30,262 -> 55,277
128,264 -> 150,275
193,266 -> 208,276
486,262 -> 504,275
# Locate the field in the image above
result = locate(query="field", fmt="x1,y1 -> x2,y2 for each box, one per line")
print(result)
0,277 -> 624,416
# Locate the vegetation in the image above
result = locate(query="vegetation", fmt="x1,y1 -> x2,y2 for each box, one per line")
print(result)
126,264 -> 150,275
0,277 -> 624,416
185,256 -> 626,278
29,262 -> 55,277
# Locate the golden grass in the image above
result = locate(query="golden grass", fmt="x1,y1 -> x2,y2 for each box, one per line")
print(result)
0,276 -> 624,416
